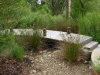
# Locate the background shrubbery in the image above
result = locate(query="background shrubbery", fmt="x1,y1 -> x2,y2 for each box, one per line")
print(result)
78,12 -> 100,43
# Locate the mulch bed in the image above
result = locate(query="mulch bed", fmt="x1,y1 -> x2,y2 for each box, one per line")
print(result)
0,57 -> 23,75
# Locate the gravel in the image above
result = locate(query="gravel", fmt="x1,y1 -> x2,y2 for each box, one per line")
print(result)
23,49 -> 92,75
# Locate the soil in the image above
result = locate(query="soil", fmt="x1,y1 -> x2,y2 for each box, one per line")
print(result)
0,57 -> 22,75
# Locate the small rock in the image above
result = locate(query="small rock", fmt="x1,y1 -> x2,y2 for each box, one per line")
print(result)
35,59 -> 38,61
89,66 -> 92,69
31,60 -> 34,63
47,52 -> 51,54
40,57 -> 43,62
43,71 -> 47,75
39,51 -> 42,54
43,50 -> 47,53
30,53 -> 33,56
33,70 -> 37,73
84,61 -> 89,64
59,64 -> 61,66
30,71 -> 33,74
37,72 -> 41,75
59,71 -> 62,74
48,54 -> 51,57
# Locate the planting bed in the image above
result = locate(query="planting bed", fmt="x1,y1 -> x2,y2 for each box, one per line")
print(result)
0,42 -> 92,75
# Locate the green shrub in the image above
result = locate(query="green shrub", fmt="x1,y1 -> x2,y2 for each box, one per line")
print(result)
14,13 -> 35,28
34,11 -> 54,28
53,14 -> 66,24
78,12 -> 100,43
12,43 -> 24,60
47,0 -> 65,15
0,30 -> 24,60
46,14 -> 68,31
70,0 -> 92,19
93,63 -> 100,74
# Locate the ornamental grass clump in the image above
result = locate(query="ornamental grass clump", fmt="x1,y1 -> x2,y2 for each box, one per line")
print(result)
32,30 -> 42,50
62,34 -> 82,63
16,29 -> 42,51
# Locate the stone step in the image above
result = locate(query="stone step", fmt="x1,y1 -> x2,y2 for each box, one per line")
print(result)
79,35 -> 92,45
82,41 -> 99,51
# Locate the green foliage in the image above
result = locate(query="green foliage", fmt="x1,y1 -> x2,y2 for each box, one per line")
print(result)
0,0 -> 31,28
78,12 -> 100,43
62,35 -> 81,63
12,43 -> 24,60
68,19 -> 79,33
15,13 -> 35,28
26,0 -> 38,11
54,15 -> 66,24
0,30 -> 24,60
48,14 -> 67,31
71,0 -> 91,19
26,0 -> 50,12
34,11 -> 54,28
93,63 -> 100,74
87,0 -> 100,12
13,8 -> 52,28
47,0 -> 65,15
0,0 -> 66,29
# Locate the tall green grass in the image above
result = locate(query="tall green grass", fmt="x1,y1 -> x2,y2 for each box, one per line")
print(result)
78,12 -> 100,43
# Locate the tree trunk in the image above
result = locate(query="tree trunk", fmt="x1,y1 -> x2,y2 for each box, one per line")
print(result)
66,0 -> 71,20
66,0 -> 69,19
